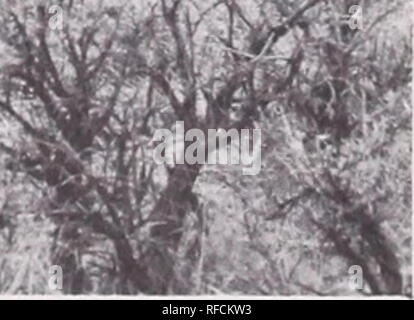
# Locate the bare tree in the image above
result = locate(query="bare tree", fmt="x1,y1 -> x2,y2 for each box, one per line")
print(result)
0,0 -> 410,295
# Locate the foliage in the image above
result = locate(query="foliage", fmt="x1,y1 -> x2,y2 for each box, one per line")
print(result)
0,0 -> 411,295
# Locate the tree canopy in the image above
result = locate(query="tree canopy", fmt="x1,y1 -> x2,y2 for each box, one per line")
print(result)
0,0 -> 411,295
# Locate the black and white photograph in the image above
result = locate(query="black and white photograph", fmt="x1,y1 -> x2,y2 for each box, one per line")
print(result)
0,0 -> 411,301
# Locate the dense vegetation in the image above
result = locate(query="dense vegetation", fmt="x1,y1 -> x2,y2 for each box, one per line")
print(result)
0,0 -> 411,295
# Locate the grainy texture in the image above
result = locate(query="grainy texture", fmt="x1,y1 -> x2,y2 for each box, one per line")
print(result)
0,0 -> 411,296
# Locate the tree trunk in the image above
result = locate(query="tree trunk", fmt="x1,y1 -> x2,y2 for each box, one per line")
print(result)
145,163 -> 201,293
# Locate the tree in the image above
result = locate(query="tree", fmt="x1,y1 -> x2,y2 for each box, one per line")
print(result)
0,0 -> 411,295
